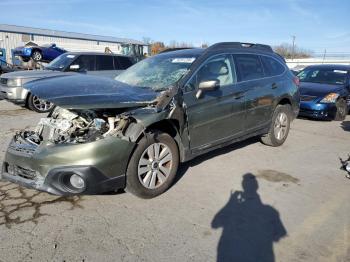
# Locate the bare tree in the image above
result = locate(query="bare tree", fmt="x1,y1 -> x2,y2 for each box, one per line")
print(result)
274,43 -> 312,59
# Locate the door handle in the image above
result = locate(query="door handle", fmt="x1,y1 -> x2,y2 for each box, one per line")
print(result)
234,92 -> 245,100
272,83 -> 278,89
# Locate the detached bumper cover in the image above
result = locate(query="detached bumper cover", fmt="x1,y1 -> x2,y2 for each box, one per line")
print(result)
1,136 -> 135,195
299,101 -> 337,120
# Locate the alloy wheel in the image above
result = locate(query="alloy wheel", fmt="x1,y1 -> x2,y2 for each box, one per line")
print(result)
138,142 -> 173,189
338,103 -> 346,118
274,112 -> 288,140
32,51 -> 42,61
32,95 -> 53,112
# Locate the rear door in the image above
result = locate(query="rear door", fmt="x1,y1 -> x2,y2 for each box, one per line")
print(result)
69,55 -> 96,73
183,54 -> 245,151
94,55 -> 117,78
47,46 -> 62,61
234,54 -> 274,131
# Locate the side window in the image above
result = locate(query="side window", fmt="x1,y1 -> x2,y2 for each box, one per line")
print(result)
115,56 -> 134,70
186,55 -> 236,92
234,54 -> 264,81
72,55 -> 95,71
96,55 -> 114,70
261,56 -> 285,76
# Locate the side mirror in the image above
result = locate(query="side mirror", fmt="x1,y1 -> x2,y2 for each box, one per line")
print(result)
196,79 -> 219,99
69,64 -> 80,71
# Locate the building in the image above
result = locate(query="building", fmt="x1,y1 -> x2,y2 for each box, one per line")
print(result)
0,24 -> 147,65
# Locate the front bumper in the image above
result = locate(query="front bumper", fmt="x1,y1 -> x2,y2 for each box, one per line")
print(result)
1,136 -> 135,195
299,101 -> 337,120
13,50 -> 31,58
0,84 -> 27,103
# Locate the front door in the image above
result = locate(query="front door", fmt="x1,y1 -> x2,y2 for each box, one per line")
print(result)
183,54 -> 246,150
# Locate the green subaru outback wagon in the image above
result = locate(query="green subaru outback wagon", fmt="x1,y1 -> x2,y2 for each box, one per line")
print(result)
1,42 -> 300,198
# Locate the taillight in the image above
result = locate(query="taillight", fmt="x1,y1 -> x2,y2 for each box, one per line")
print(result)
293,76 -> 300,87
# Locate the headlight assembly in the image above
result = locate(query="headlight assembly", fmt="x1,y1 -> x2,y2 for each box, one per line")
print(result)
7,78 -> 22,87
23,48 -> 32,56
320,93 -> 339,103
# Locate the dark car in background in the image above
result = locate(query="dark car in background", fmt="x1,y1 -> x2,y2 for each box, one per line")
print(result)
0,42 -> 300,198
0,52 -> 135,112
298,64 -> 350,121
13,43 -> 67,62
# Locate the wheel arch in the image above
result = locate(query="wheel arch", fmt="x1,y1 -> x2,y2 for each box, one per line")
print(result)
31,48 -> 42,55
124,117 -> 185,171
25,91 -> 31,106
277,97 -> 292,106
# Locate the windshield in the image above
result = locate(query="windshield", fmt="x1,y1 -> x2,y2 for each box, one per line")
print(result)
45,54 -> 77,71
115,54 -> 197,91
298,68 -> 348,85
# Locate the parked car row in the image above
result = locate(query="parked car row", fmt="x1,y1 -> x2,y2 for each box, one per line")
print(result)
0,42 -> 300,198
0,52 -> 135,112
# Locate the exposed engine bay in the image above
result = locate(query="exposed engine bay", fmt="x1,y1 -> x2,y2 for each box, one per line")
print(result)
18,107 -> 133,145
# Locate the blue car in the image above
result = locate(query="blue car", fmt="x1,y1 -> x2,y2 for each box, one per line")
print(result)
298,64 -> 350,121
13,43 -> 66,63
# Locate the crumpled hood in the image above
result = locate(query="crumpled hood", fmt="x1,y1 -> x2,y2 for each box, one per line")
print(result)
23,74 -> 159,109
299,82 -> 343,97
2,70 -> 75,80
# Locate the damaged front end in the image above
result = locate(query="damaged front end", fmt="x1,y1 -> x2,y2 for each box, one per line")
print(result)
33,107 -> 133,145
1,106 -> 141,195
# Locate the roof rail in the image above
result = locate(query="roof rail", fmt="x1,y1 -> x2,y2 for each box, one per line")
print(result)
159,47 -> 193,54
207,42 -> 273,53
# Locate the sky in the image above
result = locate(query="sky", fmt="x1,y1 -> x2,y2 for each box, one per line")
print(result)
0,0 -> 349,53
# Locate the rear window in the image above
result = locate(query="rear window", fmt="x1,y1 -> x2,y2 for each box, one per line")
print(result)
115,56 -> 134,70
234,54 -> 264,81
261,56 -> 285,76
96,55 -> 114,70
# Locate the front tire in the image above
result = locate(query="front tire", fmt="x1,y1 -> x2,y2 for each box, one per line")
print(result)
27,93 -> 54,113
334,98 -> 347,121
126,131 -> 179,198
31,50 -> 42,62
261,104 -> 291,147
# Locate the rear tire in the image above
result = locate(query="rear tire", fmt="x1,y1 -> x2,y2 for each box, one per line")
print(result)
125,131 -> 179,198
261,104 -> 291,147
334,98 -> 347,121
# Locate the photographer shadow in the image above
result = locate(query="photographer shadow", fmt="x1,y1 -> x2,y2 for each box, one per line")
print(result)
212,173 -> 287,262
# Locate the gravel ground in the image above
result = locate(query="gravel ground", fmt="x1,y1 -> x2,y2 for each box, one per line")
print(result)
0,100 -> 349,262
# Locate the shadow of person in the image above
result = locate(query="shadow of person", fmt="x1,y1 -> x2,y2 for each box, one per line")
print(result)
212,173 -> 287,262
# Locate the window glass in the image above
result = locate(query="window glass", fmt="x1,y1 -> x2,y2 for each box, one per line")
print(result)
96,55 -> 114,70
115,56 -> 134,70
261,56 -> 285,76
297,68 -> 348,85
234,54 -> 264,81
72,55 -> 95,71
187,55 -> 235,91
115,54 -> 197,91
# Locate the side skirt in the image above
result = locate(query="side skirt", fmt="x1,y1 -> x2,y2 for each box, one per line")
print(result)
182,127 -> 269,162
